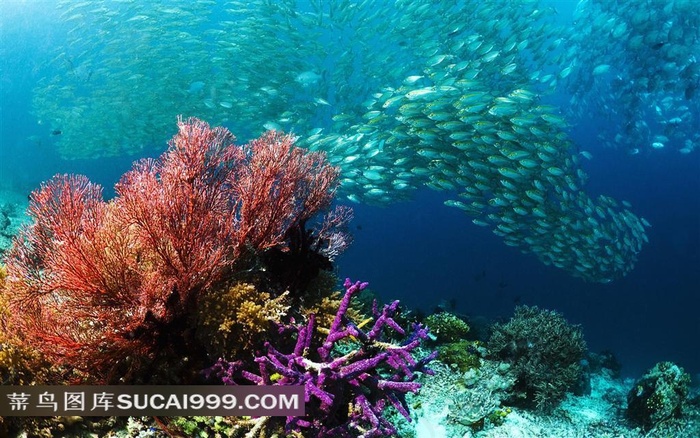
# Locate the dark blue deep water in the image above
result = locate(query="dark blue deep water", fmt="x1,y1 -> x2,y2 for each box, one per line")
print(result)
1,0 -> 698,383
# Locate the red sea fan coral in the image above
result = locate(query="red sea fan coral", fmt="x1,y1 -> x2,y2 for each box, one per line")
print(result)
3,117 -> 346,383
234,130 -> 340,252
4,175 -> 141,370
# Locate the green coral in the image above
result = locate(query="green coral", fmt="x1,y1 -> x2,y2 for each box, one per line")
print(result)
169,416 -> 242,437
425,312 -> 470,343
437,340 -> 482,372
626,361 -> 691,430
487,305 -> 587,411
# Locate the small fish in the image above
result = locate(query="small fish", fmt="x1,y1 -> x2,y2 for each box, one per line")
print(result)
560,65 -> 573,79
403,75 -> 424,85
685,84 -> 696,100
547,166 -> 565,176
498,167 -> 522,179
405,87 -> 437,100
295,70 -> 322,87
592,64 -> 610,75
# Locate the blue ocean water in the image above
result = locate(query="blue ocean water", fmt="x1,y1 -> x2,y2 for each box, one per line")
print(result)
339,132 -> 700,379
0,0 -> 698,387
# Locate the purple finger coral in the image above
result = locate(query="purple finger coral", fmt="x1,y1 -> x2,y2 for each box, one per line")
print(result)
208,278 -> 437,437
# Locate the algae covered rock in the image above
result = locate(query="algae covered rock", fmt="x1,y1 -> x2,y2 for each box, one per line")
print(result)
626,361 -> 691,430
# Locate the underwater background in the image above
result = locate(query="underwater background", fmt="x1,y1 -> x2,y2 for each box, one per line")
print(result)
0,0 -> 699,435
1,0 -> 699,379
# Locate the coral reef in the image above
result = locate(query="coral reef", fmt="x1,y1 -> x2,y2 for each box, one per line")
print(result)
400,357 -> 700,438
0,117 -> 350,384
487,305 -> 587,411
167,416 -> 240,438
401,358 -> 516,436
0,264 -> 51,387
446,360 -> 516,429
421,312 -> 478,374
206,278 -> 437,437
626,361 -> 691,431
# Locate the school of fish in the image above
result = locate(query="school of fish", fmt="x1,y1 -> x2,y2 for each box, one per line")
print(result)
31,0 -> 684,283
564,0 -> 699,155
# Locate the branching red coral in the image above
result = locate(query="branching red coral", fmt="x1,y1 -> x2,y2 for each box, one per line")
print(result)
114,119 -> 244,320
233,130 -> 339,253
2,117 -> 346,383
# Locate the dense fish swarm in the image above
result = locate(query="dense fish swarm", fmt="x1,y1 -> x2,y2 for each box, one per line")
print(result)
32,0 -> 654,282
564,0 -> 700,155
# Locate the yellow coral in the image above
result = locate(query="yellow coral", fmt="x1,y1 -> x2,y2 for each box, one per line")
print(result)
196,282 -> 290,360
195,274 -> 369,362
300,272 -> 367,334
